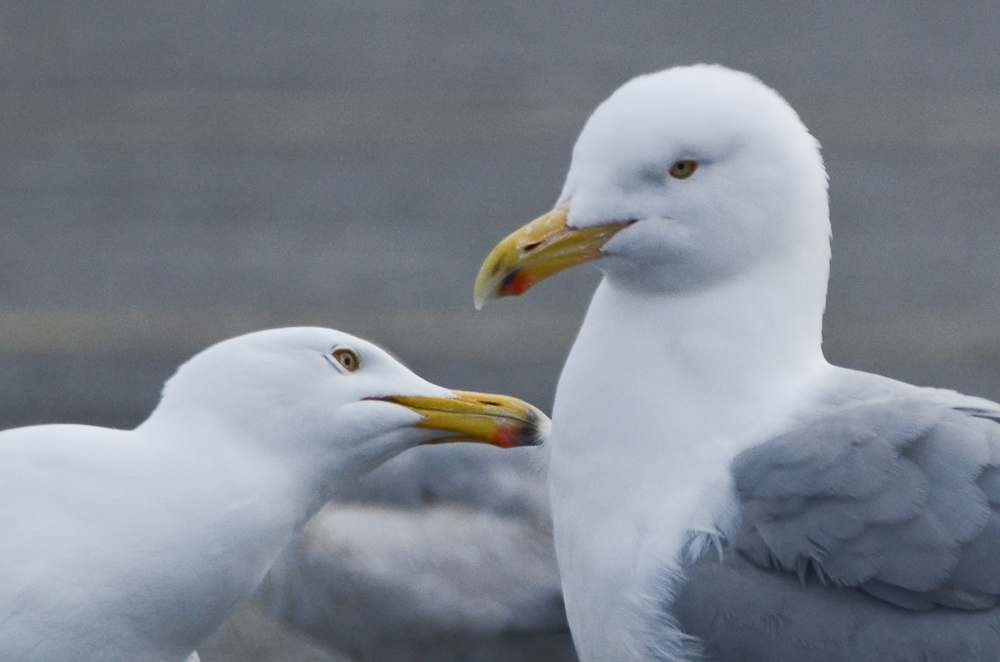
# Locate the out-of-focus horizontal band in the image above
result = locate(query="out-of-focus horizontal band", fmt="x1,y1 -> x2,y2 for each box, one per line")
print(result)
0,308 -> 580,360
4,89 -> 1000,149
0,309 -> 998,368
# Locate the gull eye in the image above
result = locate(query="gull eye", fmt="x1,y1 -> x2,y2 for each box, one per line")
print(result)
332,348 -> 360,373
669,160 -> 698,180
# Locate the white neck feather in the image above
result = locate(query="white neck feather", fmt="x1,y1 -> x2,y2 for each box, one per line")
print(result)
549,253 -> 832,661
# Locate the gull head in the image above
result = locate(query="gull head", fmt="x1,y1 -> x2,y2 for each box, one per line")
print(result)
475,64 -> 830,306
143,327 -> 548,480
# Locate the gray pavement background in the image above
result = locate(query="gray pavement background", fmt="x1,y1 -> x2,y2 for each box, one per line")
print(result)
3,2 -> 1000,660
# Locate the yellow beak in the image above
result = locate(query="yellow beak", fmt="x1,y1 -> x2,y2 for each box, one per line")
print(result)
473,202 -> 633,309
377,390 -> 548,448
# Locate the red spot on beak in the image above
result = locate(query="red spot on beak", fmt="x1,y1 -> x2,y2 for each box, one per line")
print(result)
491,423 -> 519,448
500,271 -> 536,297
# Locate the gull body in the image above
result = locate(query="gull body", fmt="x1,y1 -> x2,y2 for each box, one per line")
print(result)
476,65 -> 1000,661
0,327 -> 545,662
550,65 -> 831,659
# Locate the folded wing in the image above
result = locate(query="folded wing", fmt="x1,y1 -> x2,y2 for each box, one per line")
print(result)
734,378 -> 1000,611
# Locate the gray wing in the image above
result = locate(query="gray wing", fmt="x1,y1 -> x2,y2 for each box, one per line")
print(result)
732,376 -> 1000,611
674,552 -> 1000,662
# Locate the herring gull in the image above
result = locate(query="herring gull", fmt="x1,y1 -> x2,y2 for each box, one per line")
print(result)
0,326 -> 546,662
475,64 -> 1000,661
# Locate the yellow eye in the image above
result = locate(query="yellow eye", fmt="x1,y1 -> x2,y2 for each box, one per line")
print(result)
669,160 -> 698,180
332,348 -> 360,373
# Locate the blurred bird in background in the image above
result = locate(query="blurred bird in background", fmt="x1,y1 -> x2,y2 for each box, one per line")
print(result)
257,442 -> 573,662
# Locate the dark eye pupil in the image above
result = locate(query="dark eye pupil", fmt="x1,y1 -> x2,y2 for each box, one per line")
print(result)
333,350 -> 357,370
670,160 -> 697,179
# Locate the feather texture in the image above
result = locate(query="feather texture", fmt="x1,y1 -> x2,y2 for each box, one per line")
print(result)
734,372 -> 1000,610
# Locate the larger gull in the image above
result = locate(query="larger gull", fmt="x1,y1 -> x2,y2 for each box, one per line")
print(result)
0,326 -> 546,662
475,64 -> 1000,661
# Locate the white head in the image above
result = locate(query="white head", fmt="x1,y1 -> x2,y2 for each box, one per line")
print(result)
476,64 -> 830,303
141,327 -> 547,486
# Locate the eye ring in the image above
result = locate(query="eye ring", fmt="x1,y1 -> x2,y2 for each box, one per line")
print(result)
332,348 -> 360,373
669,160 -> 698,180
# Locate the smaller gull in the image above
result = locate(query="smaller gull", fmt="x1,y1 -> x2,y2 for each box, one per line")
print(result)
476,64 -> 1000,661
0,326 -> 546,662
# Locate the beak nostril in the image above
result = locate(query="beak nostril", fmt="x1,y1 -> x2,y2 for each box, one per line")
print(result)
523,241 -> 543,252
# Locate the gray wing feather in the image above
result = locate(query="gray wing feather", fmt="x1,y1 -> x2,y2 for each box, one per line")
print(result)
734,392 -> 1000,610
675,552 -> 1000,662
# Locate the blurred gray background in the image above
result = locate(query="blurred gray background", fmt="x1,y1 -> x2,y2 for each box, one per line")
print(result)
3,1 -> 1000,660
